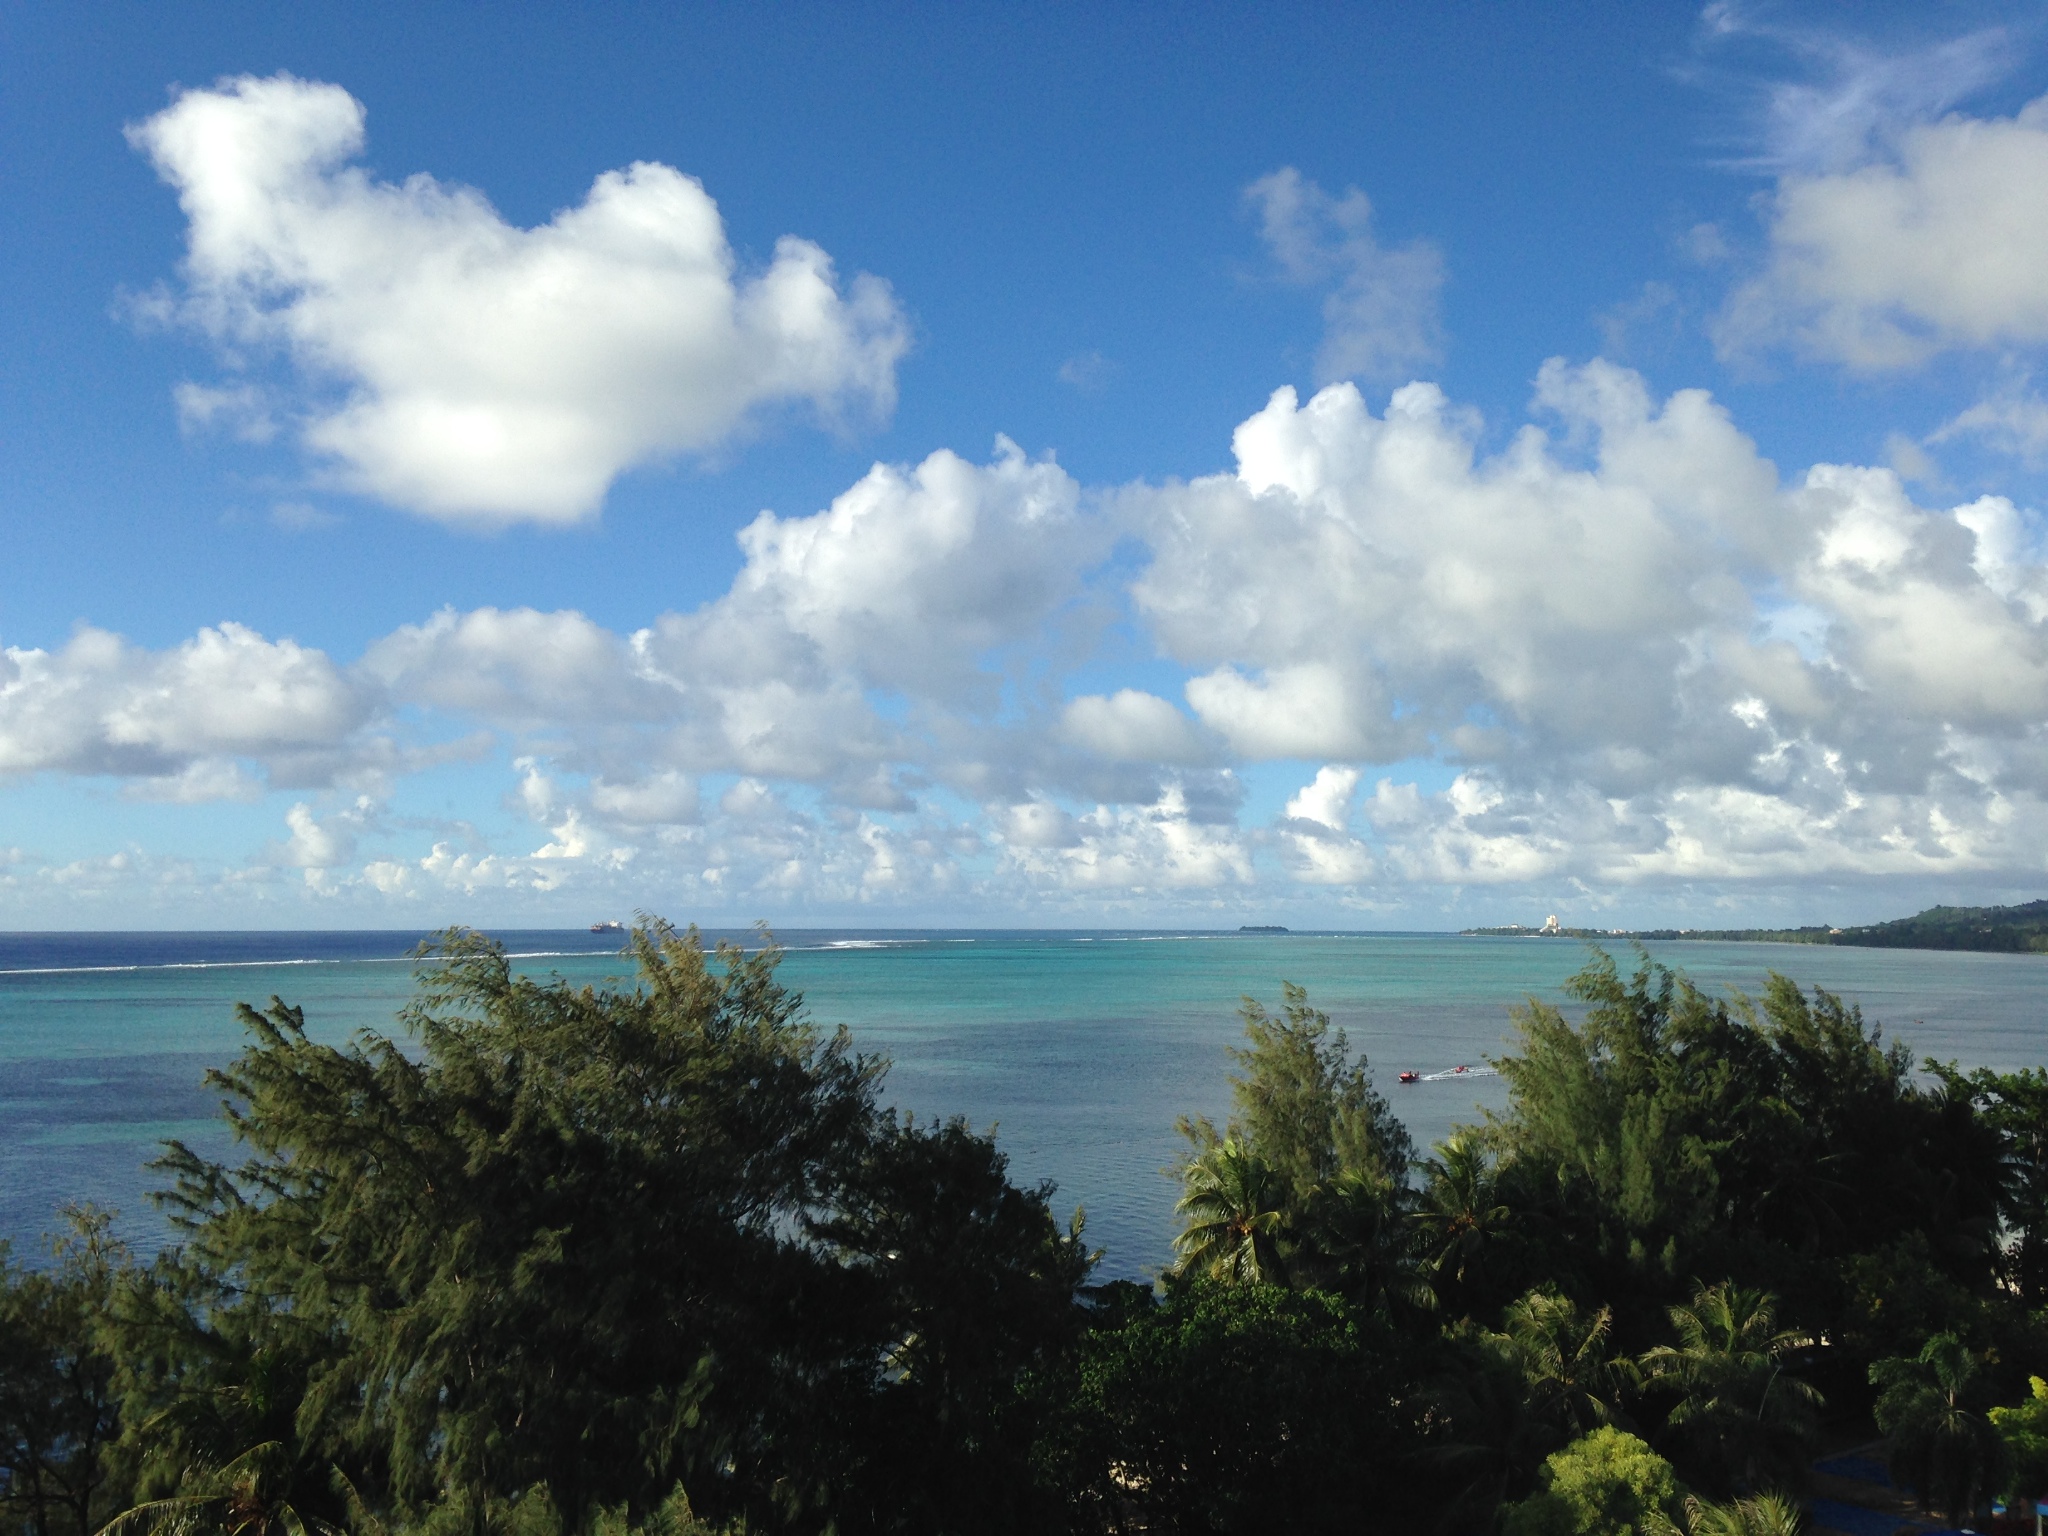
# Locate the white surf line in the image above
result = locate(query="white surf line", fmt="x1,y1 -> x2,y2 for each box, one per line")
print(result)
0,948 -> 623,977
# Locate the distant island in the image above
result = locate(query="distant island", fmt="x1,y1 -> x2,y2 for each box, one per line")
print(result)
1238,924 -> 1290,934
1464,898 -> 2048,954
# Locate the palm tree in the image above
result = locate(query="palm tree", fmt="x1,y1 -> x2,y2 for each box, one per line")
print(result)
1638,1282 -> 1821,1497
1420,1332 -> 1553,1534
1172,1137 -> 1290,1285
95,1443 -> 342,1536
1296,1168 -> 1429,1314
1413,1135 -> 1513,1309
1655,1491 -> 1805,1536
1502,1288 -> 1634,1444
1870,1332 -> 2012,1524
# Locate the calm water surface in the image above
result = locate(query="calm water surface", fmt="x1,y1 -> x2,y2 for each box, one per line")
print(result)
1,930 -> 2040,1278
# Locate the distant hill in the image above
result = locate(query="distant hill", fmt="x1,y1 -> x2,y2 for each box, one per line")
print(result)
1464,900 -> 2048,954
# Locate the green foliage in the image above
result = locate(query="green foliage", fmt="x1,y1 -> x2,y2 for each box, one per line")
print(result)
1502,1289 -> 1634,1446
1171,1139 -> 1290,1285
1930,1064 -> 2048,1306
0,1209 -> 127,1536
1990,1376 -> 2048,1505
94,1441 -> 342,1536
394,1481 -> 739,1536
1488,952 -> 2006,1341
1825,899 -> 2048,954
1499,1427 -> 1678,1536
1420,1287 -> 1637,1533
1214,982 -> 1412,1201
1413,1134 -> 1516,1316
1170,984 -> 1417,1309
1638,1282 -> 1820,1499
1042,1281 -> 1415,1534
1656,1491 -> 1805,1536
1871,1331 -> 2012,1521
9,935 -> 2047,1534
122,921 -> 1089,1536
808,1113 -> 1094,1530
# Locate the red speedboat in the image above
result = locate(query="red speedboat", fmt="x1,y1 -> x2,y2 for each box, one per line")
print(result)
1398,1070 -> 1419,1084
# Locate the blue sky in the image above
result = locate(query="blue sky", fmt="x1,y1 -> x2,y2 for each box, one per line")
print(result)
5,1 -> 2048,929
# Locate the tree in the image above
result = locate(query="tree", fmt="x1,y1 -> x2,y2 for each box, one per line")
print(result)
136,921 -> 1090,1535
1171,984 -> 1415,1304
1499,1427 -> 1679,1536
1171,1139 -> 1290,1286
1990,1377 -> 2048,1511
1501,1289 -> 1634,1449
1930,1065 -> 2048,1306
1413,1134 -> 1515,1314
1488,952 -> 2007,1354
1041,1282 -> 1418,1534
1655,1492 -> 1804,1536
99,1252 -> 343,1536
1871,1332 -> 2012,1523
809,1113 -> 1094,1533
1422,1290 -> 1637,1533
95,1442 -> 342,1536
1638,1283 -> 1819,1498
1294,1168 -> 1429,1314
1217,983 -> 1411,1202
0,1209 -> 127,1536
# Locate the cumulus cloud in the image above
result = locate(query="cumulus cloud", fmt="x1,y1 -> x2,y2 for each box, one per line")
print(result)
1720,93 -> 2048,367
999,785 -> 1255,893
1245,167 -> 1444,384
1059,690 -> 1209,764
589,771 -> 700,826
9,361 -> 2048,915
1279,766 -> 1374,884
0,623 -> 371,792
131,73 -> 909,523
366,607 -> 676,727
1135,363 -> 1786,778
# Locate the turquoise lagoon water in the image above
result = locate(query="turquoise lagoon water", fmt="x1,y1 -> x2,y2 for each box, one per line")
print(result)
1,930 -> 2041,1278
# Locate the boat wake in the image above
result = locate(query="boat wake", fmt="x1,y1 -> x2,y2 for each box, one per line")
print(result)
1399,1064 -> 1502,1084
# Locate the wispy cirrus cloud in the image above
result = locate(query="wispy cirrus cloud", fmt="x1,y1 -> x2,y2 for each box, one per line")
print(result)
1244,167 -> 1444,386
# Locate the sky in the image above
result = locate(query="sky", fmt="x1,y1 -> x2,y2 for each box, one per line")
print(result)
5,1 -> 2048,931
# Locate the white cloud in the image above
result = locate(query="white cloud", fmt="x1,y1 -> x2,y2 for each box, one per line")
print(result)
1135,364 -> 1787,773
1244,167 -> 1444,384
1057,351 -> 1116,392
1706,9 -> 2016,175
1721,94 -> 2048,367
366,607 -> 675,727
0,623 -> 370,789
132,73 -> 909,523
1280,766 -> 1374,884
1285,765 -> 1360,831
590,771 -> 700,826
1932,384 -> 2048,466
1060,690 -> 1208,764
1185,664 -> 1382,761
705,437 -> 1093,700
272,797 -> 373,869
1000,785 -> 1254,893
172,381 -> 275,442
9,360 -> 2048,915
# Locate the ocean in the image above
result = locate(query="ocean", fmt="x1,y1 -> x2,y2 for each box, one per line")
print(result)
1,928 -> 2041,1279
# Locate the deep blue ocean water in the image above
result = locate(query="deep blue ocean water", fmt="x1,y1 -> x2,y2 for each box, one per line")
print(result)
1,929 -> 2041,1279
